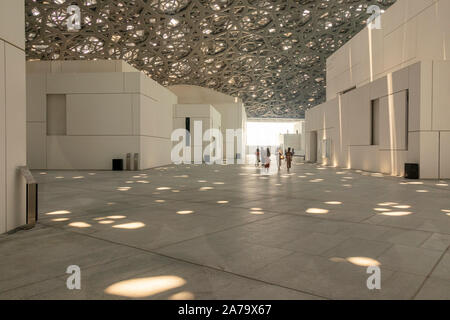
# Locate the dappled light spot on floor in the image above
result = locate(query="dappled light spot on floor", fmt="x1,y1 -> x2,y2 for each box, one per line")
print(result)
104,276 -> 186,298
379,211 -> 413,217
40,172 -> 47,175
250,208 -> 264,215
155,200 -> 166,203
137,180 -> 150,184
393,205 -> 411,209
325,201 -> 342,205
306,208 -> 329,214
213,182 -> 225,185
169,291 -> 195,300
46,210 -> 71,215
55,176 -> 64,179
374,208 -> 392,212
329,257 -> 347,263
107,215 -> 127,220
52,218 -> 69,222
69,222 -> 91,228
416,190 -> 429,193
200,187 -> 214,191
157,187 -> 171,191
98,220 -> 115,225
177,210 -> 194,215
117,187 -> 131,191
113,222 -> 146,229
217,201 -> 229,204
72,176 -> 85,179
346,257 -> 380,267
310,179 -> 324,183
378,202 -> 398,206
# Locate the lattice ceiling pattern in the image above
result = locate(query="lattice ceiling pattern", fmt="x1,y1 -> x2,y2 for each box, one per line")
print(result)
26,0 -> 396,118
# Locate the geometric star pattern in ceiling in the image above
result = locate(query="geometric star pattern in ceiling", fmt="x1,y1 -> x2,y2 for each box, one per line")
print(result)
25,0 -> 396,118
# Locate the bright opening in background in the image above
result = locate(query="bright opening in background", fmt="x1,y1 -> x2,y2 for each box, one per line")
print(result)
247,122 -> 297,146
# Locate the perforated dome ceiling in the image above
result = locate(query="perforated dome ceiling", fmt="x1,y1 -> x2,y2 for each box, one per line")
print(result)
25,0 -> 396,118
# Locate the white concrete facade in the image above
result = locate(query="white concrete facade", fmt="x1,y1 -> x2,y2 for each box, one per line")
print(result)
326,0 -> 450,99
26,60 -> 177,170
0,0 -> 27,233
169,85 -> 247,160
306,0 -> 450,179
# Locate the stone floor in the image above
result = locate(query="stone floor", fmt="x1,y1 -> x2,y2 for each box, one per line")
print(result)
1,161 -> 449,300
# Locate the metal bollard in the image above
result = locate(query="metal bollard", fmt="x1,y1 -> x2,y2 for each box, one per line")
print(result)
126,153 -> 132,171
19,167 -> 38,226
134,153 -> 139,171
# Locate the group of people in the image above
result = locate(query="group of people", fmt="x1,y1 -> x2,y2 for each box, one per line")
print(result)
255,147 -> 294,173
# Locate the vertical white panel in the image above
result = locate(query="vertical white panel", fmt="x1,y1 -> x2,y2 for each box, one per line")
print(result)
419,60 -> 433,131
47,94 -> 67,135
5,43 -> 26,231
379,91 -> 408,150
0,0 -> 25,50
440,132 -> 450,179
0,40 -> 6,234
432,61 -> 450,130
420,131 -> 439,179
26,74 -> 47,122
27,123 -> 47,169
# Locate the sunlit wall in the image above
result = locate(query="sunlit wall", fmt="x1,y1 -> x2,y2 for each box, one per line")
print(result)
246,121 -> 299,146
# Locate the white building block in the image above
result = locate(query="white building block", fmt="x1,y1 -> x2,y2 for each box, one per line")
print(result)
66,94 -> 134,136
0,40 -> 5,234
0,0 -> 25,50
27,123 -> 46,169
5,43 -> 26,230
440,132 -> 450,179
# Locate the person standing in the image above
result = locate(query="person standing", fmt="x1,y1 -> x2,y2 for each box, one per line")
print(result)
255,148 -> 261,167
277,148 -> 283,171
285,147 -> 293,173
265,148 -> 271,173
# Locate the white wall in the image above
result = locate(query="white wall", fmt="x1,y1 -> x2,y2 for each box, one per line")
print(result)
327,0 -> 450,100
307,61 -> 450,179
307,0 -> 450,179
168,85 -> 247,160
173,104 -> 222,163
0,0 -> 26,233
26,60 -> 176,170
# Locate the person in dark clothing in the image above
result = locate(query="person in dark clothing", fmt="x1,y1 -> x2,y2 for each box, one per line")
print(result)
285,147 -> 293,173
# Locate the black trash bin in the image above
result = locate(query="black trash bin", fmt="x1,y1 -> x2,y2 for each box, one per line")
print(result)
112,159 -> 124,171
405,163 -> 419,179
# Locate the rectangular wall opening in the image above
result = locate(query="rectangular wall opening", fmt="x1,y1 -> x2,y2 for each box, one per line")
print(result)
47,94 -> 67,136
371,98 -> 380,146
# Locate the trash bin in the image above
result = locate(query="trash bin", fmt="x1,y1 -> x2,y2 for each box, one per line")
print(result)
405,163 -> 419,179
112,159 -> 124,171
